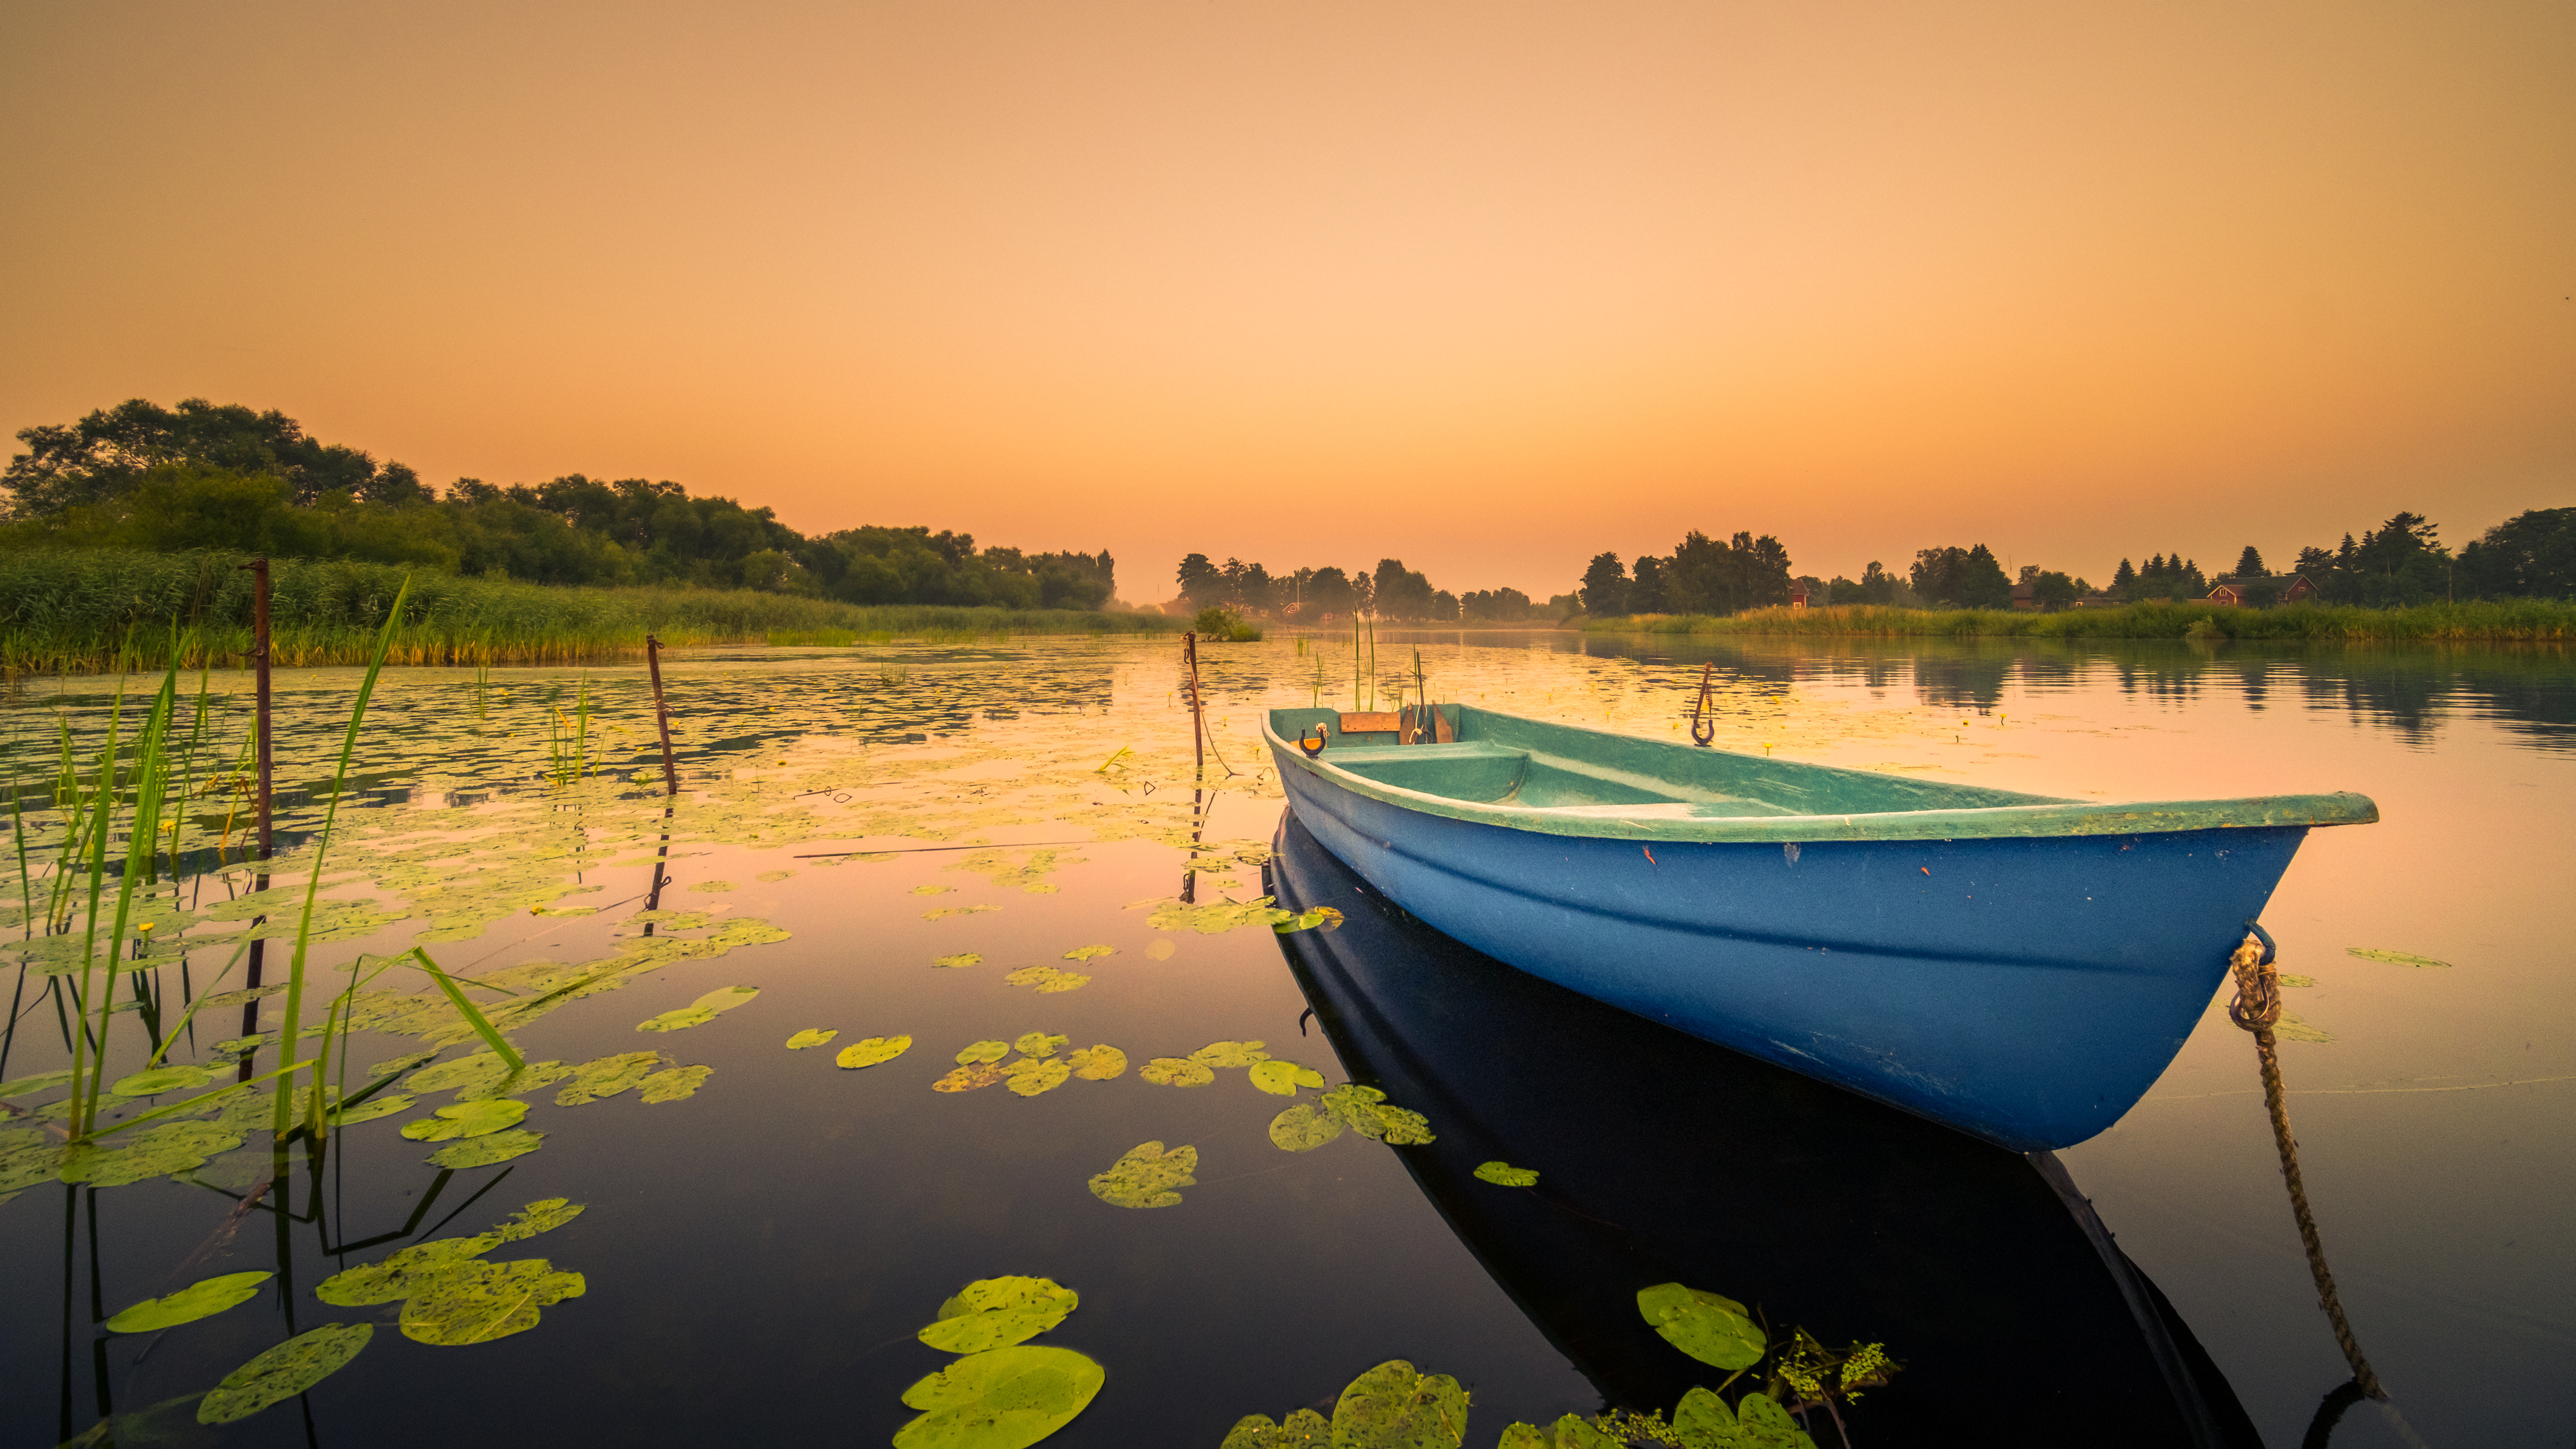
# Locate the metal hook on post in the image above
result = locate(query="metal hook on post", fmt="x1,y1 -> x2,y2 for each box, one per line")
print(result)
1689,661 -> 1718,747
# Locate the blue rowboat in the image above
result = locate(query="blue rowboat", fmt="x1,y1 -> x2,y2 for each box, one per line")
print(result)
1263,703 -> 2377,1151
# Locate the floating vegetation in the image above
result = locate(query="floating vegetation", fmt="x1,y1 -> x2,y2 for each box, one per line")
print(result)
2347,948 -> 2452,968
956,1040 -> 1011,1065
59,1121 -> 246,1188
926,905 -> 1002,921
917,1276 -> 1080,1353
2274,1014 -> 2336,1043
934,953 -> 986,969
1062,944 -> 1116,961
1674,1386 -> 1815,1448
1003,966 -> 1091,993
1328,1360 -> 1471,1449
1248,1060 -> 1325,1096
935,1064 -> 1008,1093
1274,905 -> 1344,934
401,1259 -> 588,1345
1266,1105 -> 1343,1153
688,880 -> 738,893
912,885 -> 956,896
1088,1141 -> 1197,1208
1637,1283 -> 1766,1371
1064,1045 -> 1126,1080
197,1322 -> 374,1425
317,1198 -> 584,1319
837,1036 -> 913,1069
1192,1040 -> 1269,1068
1318,1085 -> 1436,1145
1140,1057 -> 1215,1087
1146,897 -> 1295,934
895,1345 -> 1106,1449
426,1128 -> 546,1168
1493,1415 -> 1622,1448
1014,1032 -> 1067,1058
1222,1408 -> 1331,1447
788,1028 -> 840,1049
639,1065 -> 713,1102
554,1052 -> 668,1106
399,1099 -> 529,1141
1006,1059 -> 1073,1097
636,985 -> 760,1032
1474,1162 -> 1540,1187
102,1271 -> 271,1333
110,1064 -> 213,1096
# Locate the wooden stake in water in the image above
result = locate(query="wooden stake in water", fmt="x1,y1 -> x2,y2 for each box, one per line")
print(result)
236,559 -> 273,1078
646,634 -> 680,797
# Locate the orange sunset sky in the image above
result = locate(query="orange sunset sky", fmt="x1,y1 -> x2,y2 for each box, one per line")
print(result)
3,0 -> 2568,601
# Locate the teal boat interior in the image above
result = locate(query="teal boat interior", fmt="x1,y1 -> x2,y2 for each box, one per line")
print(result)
1265,704 -> 2380,843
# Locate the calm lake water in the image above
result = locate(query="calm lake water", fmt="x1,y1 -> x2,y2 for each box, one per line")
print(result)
2,631 -> 2568,1448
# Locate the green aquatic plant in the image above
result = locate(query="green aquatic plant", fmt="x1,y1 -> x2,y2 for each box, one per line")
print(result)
1003,966 -> 1090,993
917,1276 -> 1080,1354
956,1040 -> 1010,1065
637,1065 -> 711,1102
788,1028 -> 839,1049
401,1258 -> 588,1345
2347,947 -> 2450,968
934,952 -> 985,969
1331,1360 -> 1470,1449
934,1063 -> 1007,1092
1064,1045 -> 1125,1080
102,1271 -> 273,1333
1673,1386 -> 1814,1449
1005,1058 -> 1072,1096
636,985 -> 759,1032
1492,1414 -> 1621,1448
1473,1162 -> 1540,1187
1637,1283 -> 1766,1372
554,1052 -> 666,1105
1319,1085 -> 1436,1144
894,1344 -> 1106,1449
425,1127 -> 545,1168
196,1322 -> 373,1425
1190,1040 -> 1268,1068
1140,1057 -> 1215,1087
1061,944 -> 1115,961
398,1099 -> 529,1141
1266,1104 -> 1343,1153
837,1035 -> 912,1069
1088,1140 -> 1196,1208
1247,1060 -> 1325,1096
1013,1031 -> 1067,1058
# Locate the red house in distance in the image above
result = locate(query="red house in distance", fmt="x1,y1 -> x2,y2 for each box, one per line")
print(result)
2207,574 -> 2321,607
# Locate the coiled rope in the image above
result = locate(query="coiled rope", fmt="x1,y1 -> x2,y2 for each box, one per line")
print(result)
2226,923 -> 2383,1401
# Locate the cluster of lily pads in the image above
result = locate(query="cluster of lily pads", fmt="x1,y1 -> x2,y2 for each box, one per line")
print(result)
935,1034 -> 1126,1097
897,1275 -> 1104,1449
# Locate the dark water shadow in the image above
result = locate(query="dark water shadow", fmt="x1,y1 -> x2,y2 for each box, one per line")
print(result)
1267,808 -> 2267,1448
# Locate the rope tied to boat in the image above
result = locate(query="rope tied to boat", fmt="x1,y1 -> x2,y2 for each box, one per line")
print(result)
2226,922 -> 2385,1401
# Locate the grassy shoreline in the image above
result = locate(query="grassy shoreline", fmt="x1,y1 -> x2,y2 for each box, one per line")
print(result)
1585,600 -> 2576,643
0,548 -> 1177,672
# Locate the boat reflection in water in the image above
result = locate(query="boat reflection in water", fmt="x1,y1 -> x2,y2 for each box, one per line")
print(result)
1268,812 -> 2262,1448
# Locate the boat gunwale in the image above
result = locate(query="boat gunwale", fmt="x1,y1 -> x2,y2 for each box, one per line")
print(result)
1262,708 -> 2380,843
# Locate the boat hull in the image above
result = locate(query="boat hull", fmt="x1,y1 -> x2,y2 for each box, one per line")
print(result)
1273,744 -> 2308,1150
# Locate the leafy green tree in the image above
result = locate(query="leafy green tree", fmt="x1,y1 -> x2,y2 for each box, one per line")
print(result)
1370,559 -> 1436,619
4,397 -> 427,515
1175,553 -> 1225,608
1628,556 -> 1672,614
1578,552 -> 1628,617
2458,507 -> 2576,598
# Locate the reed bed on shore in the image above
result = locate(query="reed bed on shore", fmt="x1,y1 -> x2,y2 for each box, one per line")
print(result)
1591,599 -> 2576,643
0,549 -> 1176,672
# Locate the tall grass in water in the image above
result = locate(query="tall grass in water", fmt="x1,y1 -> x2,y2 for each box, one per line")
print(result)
1589,599 -> 2576,642
0,548 -> 1179,673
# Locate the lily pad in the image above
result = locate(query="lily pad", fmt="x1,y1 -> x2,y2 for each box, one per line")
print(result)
0,1069 -> 72,1098
1320,1085 -> 1436,1144
1088,1140 -> 1197,1208
1065,1045 -> 1126,1080
912,884 -> 954,895
839,1036 -> 914,1069
1062,945 -> 1116,962
112,1064 -> 213,1096
493,1198 -> 586,1242
104,1271 -> 272,1333
1274,906 -> 1344,934
957,1040 -> 1011,1065
1005,1059 -> 1072,1097
316,1240 -> 494,1307
1474,1161 -> 1540,1187
2275,1014 -> 2335,1043
2347,948 -> 2450,969
1331,1360 -> 1470,1449
917,1275 -> 1080,1354
1014,1032 -> 1068,1059
196,1322 -> 372,1424
1190,1040 -> 1269,1069
1638,1283 -> 1766,1371
1146,897 -> 1295,934
1140,1057 -> 1215,1088
639,1065 -> 713,1102
427,1128 -> 545,1169
331,1093 -> 416,1126
1496,1415 -> 1621,1449
787,1028 -> 840,1050
935,1063 -> 1008,1093
1248,1060 -> 1325,1096
1675,1387 -> 1815,1449
401,1099 -> 529,1141
1267,1104 -> 1345,1153
636,985 -> 760,1033
399,1258 -> 587,1345
1002,966 -> 1090,994
555,1052 -> 667,1106
933,953 -> 985,970
893,1343 -> 1105,1449
1223,1410 -> 1331,1448
58,1121 -> 244,1188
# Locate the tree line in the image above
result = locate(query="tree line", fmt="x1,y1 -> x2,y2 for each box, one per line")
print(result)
1,398 -> 1118,608
1171,554 -> 1574,623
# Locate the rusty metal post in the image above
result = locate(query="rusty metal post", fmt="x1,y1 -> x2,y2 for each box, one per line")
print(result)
646,634 -> 680,797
